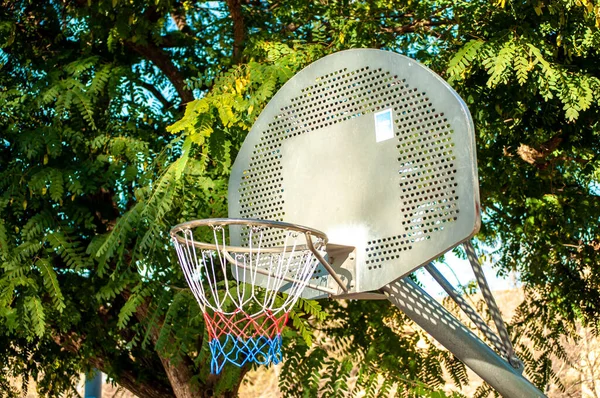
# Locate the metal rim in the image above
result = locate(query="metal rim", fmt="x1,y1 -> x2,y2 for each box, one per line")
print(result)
169,218 -> 329,251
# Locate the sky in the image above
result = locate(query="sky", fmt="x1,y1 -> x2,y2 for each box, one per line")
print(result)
416,250 -> 520,298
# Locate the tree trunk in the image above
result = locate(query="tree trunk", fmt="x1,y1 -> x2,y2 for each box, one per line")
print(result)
113,372 -> 176,398
158,355 -> 198,398
225,0 -> 245,64
86,355 -> 176,398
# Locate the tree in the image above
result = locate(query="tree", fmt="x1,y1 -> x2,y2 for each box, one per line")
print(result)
0,0 -> 598,397
444,0 -> 600,392
0,1 -> 243,396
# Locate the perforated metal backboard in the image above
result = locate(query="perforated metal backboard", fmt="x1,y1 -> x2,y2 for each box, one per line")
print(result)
229,49 -> 481,298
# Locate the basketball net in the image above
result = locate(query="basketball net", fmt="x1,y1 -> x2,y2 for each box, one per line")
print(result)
171,220 -> 325,374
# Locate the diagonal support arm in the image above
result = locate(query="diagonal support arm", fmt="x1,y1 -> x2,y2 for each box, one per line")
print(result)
464,241 -> 522,369
424,263 -> 509,358
382,278 -> 546,398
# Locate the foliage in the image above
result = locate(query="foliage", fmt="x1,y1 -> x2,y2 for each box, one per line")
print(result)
0,0 -> 598,397
443,0 -> 600,373
280,299 -> 468,398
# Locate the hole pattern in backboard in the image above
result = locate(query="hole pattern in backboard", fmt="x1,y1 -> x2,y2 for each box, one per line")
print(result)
364,106 -> 459,269
239,66 -> 404,245
238,65 -> 459,257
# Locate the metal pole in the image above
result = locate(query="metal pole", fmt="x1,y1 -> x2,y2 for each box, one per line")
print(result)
84,369 -> 102,398
382,278 -> 546,398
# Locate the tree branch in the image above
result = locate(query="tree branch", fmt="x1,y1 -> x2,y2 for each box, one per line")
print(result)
52,331 -> 175,398
171,9 -> 190,33
225,0 -> 246,64
126,42 -> 194,105
138,81 -> 173,110
89,356 -> 176,398
381,19 -> 455,34
517,135 -> 563,169
128,294 -> 199,398
158,32 -> 194,48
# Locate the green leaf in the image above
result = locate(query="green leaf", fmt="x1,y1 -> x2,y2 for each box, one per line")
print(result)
513,51 -> 529,85
49,169 -> 64,202
26,296 -> 46,338
485,42 -> 515,88
36,259 -> 65,313
0,218 -> 8,257
289,309 -> 312,346
72,88 -> 97,130
95,202 -> 142,260
117,284 -> 150,329
447,40 -> 485,81
47,231 -> 90,270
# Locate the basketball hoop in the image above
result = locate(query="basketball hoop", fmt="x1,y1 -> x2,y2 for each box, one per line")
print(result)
166,50 -> 544,396
170,218 -> 330,374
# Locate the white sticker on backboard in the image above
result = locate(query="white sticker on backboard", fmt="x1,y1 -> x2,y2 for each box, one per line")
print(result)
374,109 -> 394,142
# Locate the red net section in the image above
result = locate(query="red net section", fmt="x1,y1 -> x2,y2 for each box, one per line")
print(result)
204,310 -> 288,340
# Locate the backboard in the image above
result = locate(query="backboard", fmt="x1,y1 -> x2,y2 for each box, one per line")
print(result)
228,49 -> 481,298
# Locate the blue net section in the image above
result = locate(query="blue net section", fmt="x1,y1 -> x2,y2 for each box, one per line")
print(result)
208,334 -> 283,374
